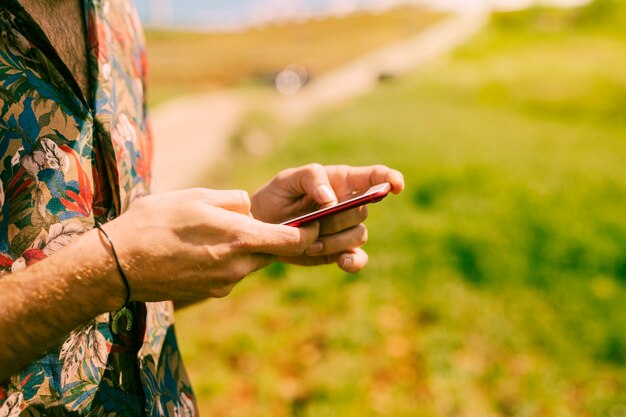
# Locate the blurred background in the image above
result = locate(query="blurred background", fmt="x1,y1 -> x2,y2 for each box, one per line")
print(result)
142,0 -> 626,415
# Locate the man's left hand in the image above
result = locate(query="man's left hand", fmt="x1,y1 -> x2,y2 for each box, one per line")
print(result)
251,164 -> 404,273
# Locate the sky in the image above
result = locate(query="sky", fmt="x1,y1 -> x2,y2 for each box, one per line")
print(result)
134,0 -> 591,30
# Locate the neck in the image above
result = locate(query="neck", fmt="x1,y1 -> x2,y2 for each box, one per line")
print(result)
20,0 -> 92,103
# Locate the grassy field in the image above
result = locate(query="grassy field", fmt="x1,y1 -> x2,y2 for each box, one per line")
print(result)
171,1 -> 626,416
145,7 -> 441,105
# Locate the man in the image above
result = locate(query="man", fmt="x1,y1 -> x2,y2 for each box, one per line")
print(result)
0,0 -> 404,415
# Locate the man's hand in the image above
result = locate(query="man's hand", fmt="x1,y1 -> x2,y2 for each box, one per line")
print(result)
251,164 -> 405,273
103,188 -> 319,302
0,187 -> 319,377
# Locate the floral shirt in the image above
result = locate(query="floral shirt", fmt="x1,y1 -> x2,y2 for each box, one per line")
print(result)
0,0 -> 196,415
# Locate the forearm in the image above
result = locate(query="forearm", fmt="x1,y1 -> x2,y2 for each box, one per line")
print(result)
0,186 -> 322,378
0,228 -> 125,379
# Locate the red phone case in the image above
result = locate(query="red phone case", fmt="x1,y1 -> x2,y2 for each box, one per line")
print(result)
281,182 -> 392,227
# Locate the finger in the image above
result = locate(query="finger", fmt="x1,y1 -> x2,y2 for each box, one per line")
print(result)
284,247 -> 367,270
337,248 -> 369,273
201,253 -> 276,298
306,224 -> 368,256
278,253 -> 341,267
195,188 -> 252,215
318,205 -> 368,236
240,220 -> 320,257
229,253 -> 276,280
326,165 -> 405,196
279,163 -> 338,207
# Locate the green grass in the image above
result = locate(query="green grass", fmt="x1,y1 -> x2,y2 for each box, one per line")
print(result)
174,1 -> 626,415
145,7 -> 441,106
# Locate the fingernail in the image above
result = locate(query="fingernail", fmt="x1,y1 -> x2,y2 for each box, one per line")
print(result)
340,256 -> 353,269
306,241 -> 324,255
316,184 -> 337,204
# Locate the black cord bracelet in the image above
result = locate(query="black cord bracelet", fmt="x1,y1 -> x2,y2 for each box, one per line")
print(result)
96,223 -> 131,306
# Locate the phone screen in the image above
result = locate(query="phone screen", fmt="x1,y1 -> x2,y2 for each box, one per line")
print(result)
281,182 -> 392,227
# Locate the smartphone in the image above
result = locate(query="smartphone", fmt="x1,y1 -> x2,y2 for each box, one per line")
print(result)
281,182 -> 392,227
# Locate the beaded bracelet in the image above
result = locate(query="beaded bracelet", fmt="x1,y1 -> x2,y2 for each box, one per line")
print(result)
96,223 -> 133,334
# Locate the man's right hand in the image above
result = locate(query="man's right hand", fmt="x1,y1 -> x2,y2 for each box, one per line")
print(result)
102,188 -> 319,304
0,188 -> 318,378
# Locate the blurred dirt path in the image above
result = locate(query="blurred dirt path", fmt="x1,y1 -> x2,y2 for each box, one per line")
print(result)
150,11 -> 489,192
150,92 -> 245,192
273,11 -> 489,124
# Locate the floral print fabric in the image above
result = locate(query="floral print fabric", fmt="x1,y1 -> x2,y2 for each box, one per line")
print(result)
0,0 -> 196,415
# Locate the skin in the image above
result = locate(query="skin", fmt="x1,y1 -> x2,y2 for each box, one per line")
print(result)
0,165 -> 404,378
0,1 -> 406,380
20,0 -> 92,103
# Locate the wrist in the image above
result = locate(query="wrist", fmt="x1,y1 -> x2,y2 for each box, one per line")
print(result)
0,227 -> 128,376
96,224 -> 131,306
74,227 -> 128,312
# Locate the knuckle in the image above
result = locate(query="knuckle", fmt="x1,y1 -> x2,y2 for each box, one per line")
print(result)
321,216 -> 340,233
320,219 -> 337,236
358,225 -> 369,246
187,198 -> 209,214
290,163 -> 322,182
188,188 -> 218,207
229,258 -> 260,283
276,167 -> 296,183
307,162 -> 325,172
230,264 -> 250,283
282,231 -> 307,256
295,241 -> 310,256
324,254 -> 338,265
189,187 -> 210,199
232,189 -> 251,208
210,284 -> 235,299
371,164 -> 389,181
357,205 -> 369,222
306,163 -> 326,179
239,190 -> 251,207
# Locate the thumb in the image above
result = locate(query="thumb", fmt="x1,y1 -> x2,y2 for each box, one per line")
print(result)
243,220 -> 320,257
294,164 -> 338,208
